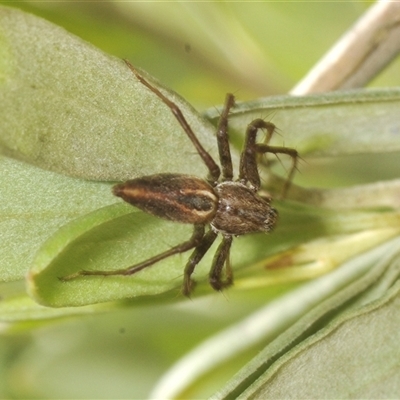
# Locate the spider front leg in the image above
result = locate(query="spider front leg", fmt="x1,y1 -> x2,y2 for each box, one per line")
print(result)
256,143 -> 298,198
216,93 -> 236,181
124,59 -> 221,183
239,118 -> 298,197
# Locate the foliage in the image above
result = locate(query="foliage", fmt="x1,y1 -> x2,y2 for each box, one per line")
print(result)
0,2 -> 399,398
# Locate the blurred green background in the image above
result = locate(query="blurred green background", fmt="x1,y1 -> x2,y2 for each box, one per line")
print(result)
1,1 -> 399,398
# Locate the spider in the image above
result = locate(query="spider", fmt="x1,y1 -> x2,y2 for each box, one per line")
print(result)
64,60 -> 298,296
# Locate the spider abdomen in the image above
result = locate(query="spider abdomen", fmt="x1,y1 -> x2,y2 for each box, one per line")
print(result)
211,181 -> 278,236
113,173 -> 218,224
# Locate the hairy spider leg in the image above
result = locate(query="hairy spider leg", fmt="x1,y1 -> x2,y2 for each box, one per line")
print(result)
62,225 -> 206,283
256,143 -> 298,198
182,229 -> 218,296
239,119 -> 298,197
209,236 -> 233,291
124,59 -> 221,183
239,119 -> 276,191
216,93 -> 235,181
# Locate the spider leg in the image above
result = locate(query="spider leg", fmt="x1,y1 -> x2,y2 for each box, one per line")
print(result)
239,118 -> 276,191
209,236 -> 233,291
61,224 -> 205,281
216,93 -> 235,181
182,229 -> 218,296
239,118 -> 298,197
256,143 -> 298,198
124,59 -> 220,183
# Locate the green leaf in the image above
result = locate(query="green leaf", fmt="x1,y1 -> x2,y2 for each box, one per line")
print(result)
0,4 -> 399,399
1,6 -> 400,314
27,195 -> 400,307
0,5 -> 215,285
0,5 -> 217,181
0,156 -> 115,282
262,288 -> 400,398
205,89 -> 400,157
187,238 -> 400,400
236,285 -> 400,399
209,237 -> 400,399
26,203 -> 273,307
26,204 -> 195,307
0,294 -> 116,327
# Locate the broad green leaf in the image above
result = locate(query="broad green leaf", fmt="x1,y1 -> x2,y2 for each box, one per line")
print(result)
27,204 -> 194,307
0,5 -> 217,181
0,5 -> 214,284
0,156 -> 115,282
236,286 -> 400,399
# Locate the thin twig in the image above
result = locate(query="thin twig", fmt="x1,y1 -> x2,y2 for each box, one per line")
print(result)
291,0 -> 400,95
